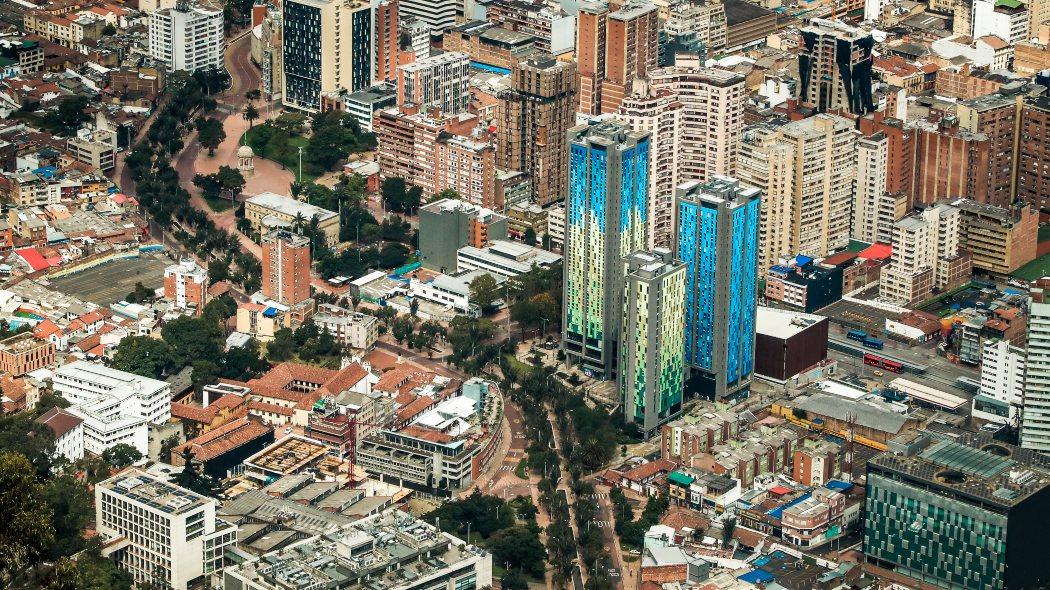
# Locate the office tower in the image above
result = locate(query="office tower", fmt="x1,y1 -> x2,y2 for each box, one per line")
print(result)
673,176 -> 760,400
879,203 -> 969,306
973,338 -> 1025,424
576,0 -> 659,115
396,52 -> 470,114
398,0 -> 458,31
96,469 -> 236,590
374,0 -> 400,83
1018,95 -> 1050,209
282,0 -> 373,112
262,231 -> 312,305
562,121 -> 650,379
852,132 -> 901,244
163,258 -> 208,315
620,249 -> 686,437
956,88 -> 1025,208
738,114 -> 856,272
1024,281 -> 1050,453
147,1 -> 223,73
497,55 -> 577,207
618,67 -> 745,249
419,198 -> 509,272
798,18 -> 874,115
864,432 -> 1050,590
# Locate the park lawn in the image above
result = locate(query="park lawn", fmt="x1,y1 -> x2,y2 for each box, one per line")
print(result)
515,458 -> 527,479
503,354 -> 533,380
1012,252 -> 1050,281
241,127 -> 318,183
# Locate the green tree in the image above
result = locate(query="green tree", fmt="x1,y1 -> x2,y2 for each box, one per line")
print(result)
125,281 -> 154,303
469,273 -> 501,312
220,339 -> 269,380
501,569 -> 529,590
272,112 -> 307,135
101,444 -> 142,469
489,526 -> 546,577
202,294 -> 238,323
0,452 -> 55,585
523,227 -> 537,246
207,259 -> 230,284
214,165 -> 246,197
162,316 -> 224,364
379,243 -> 410,269
0,413 -> 56,480
195,117 -> 226,155
173,449 -> 219,497
43,474 -> 93,559
42,96 -> 90,135
267,328 -> 295,361
111,336 -> 178,379
101,23 -> 117,35
243,103 -> 260,129
391,316 -> 413,344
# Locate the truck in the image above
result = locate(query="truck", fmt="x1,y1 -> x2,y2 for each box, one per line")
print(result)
863,337 -> 884,350
846,329 -> 868,342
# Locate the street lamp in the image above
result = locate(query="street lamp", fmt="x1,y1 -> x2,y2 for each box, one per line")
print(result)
297,146 -> 304,182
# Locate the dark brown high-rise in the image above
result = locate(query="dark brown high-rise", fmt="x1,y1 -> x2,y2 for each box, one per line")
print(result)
956,88 -> 1025,208
1018,95 -> 1050,210
497,55 -> 577,206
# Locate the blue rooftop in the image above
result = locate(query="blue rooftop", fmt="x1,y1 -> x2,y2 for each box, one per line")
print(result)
738,570 -> 775,584
825,480 -> 853,491
263,307 -> 278,318
766,492 -> 811,519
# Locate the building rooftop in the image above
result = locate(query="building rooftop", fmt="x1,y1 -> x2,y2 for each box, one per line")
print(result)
246,192 -> 337,222
871,431 -> 1050,508
99,469 -> 210,515
756,306 -> 825,339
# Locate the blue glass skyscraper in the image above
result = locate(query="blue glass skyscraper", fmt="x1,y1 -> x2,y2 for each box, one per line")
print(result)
674,176 -> 761,400
562,120 -> 650,380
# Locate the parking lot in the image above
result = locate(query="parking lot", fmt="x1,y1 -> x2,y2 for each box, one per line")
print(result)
46,253 -> 171,306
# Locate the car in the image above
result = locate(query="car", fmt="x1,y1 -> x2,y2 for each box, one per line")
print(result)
284,427 -> 292,434
981,423 -> 1004,432
543,340 -> 558,350
873,370 -> 884,377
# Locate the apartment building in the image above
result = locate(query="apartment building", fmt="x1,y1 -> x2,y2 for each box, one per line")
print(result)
55,361 -> 171,456
164,258 -> 208,315
738,114 -> 857,272
443,21 -> 537,71
953,198 -> 1038,275
879,203 -> 971,306
374,106 -> 479,193
972,0 -> 1030,43
497,55 -> 577,207
36,407 -> 84,461
1023,281 -> 1050,453
148,2 -> 224,72
261,231 -> 311,305
973,338 -> 1025,424
282,0 -> 373,112
957,88 -> 1026,207
852,132 -> 907,245
485,0 -> 576,55
434,134 -> 497,209
798,18 -> 875,115
313,304 -> 379,349
396,52 -> 470,114
67,128 -> 116,172
373,0 -> 399,83
577,0 -> 659,115
0,332 -> 55,376
620,250 -> 686,437
1017,94 -> 1050,209
96,470 -> 237,590
664,0 -> 728,53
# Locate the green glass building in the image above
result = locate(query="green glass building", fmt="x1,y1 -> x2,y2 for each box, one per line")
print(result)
864,431 -> 1050,590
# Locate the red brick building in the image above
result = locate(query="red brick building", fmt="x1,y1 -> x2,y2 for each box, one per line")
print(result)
262,232 -> 311,305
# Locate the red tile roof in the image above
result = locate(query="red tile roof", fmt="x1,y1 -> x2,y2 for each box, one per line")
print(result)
36,406 -> 82,438
175,417 -> 272,462
14,247 -> 49,272
858,243 -> 892,260
171,402 -> 217,424
621,458 -> 677,483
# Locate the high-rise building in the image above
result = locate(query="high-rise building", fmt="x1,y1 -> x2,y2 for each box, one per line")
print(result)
282,0 -> 373,112
864,431 -> 1050,590
1017,94 -> 1050,210
673,176 -> 760,400
147,1 -> 223,73
396,52 -> 471,114
497,55 -> 578,207
879,203 -> 970,306
164,258 -> 208,315
798,18 -> 874,115
562,121 -> 650,379
1023,280 -> 1050,453
618,67 -> 745,249
434,134 -> 497,208
374,0 -> 400,83
953,198 -> 1038,275
398,0 -> 459,31
96,469 -> 237,590
957,88 -> 1025,208
973,338 -> 1025,425
262,231 -> 312,305
852,132 -> 907,245
738,114 -> 856,272
972,0 -> 1030,43
576,0 -> 659,115
620,249 -> 686,437
859,114 -> 915,202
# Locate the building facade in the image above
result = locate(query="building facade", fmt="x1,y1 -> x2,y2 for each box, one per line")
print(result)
1024,283 -> 1050,453
674,176 -> 761,400
620,249 -> 686,437
880,203 -> 970,306
577,0 -> 659,115
973,338 -> 1025,424
148,2 -> 223,73
396,51 -> 470,114
798,18 -> 874,115
562,121 -> 650,379
164,258 -> 208,315
262,232 -> 311,305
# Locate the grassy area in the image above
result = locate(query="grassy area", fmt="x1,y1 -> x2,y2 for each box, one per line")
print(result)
203,194 -> 234,213
241,127 -> 317,183
1012,252 -> 1050,281
503,354 -> 533,380
514,458 -> 527,479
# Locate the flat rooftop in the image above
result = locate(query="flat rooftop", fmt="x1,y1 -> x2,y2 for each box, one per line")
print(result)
100,470 -> 209,515
756,306 -> 825,339
246,192 -> 337,222
245,435 -> 329,476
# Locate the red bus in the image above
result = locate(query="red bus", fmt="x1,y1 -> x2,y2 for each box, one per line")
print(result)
864,353 -> 903,373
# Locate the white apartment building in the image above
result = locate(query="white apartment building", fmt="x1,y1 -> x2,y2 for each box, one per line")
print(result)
664,0 -> 727,51
974,338 -> 1025,424
739,114 -> 857,272
619,67 -> 746,249
1023,290 -> 1050,453
313,304 -> 380,350
879,203 -> 968,306
397,51 -> 471,115
96,470 -> 237,590
546,203 -> 565,250
972,0 -> 1030,44
54,361 -> 171,456
852,133 -> 888,244
164,258 -> 208,313
398,0 -> 459,31
36,406 -> 85,461
148,2 -> 224,73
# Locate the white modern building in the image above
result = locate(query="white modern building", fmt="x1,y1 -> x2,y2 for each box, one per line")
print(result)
96,469 -> 237,590
164,258 -> 208,313
1023,290 -> 1050,453
54,361 -> 171,456
456,240 -> 562,279
972,0 -> 1029,44
148,2 -> 224,73
397,51 -> 471,115
974,338 -> 1026,425
36,406 -> 85,461
313,304 -> 380,350
398,0 -> 459,31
